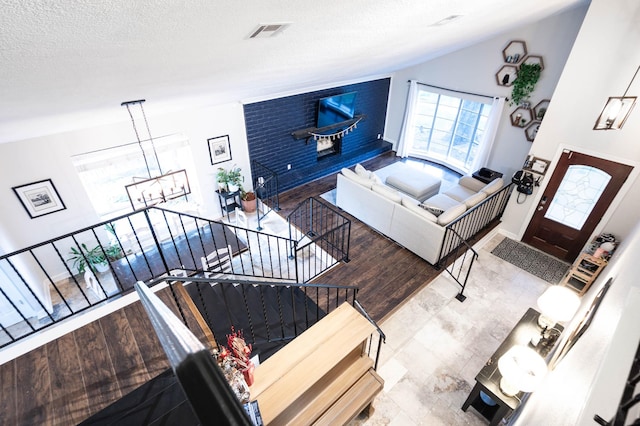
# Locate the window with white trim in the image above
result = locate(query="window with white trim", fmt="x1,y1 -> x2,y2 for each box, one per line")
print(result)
72,134 -> 199,219
407,88 -> 493,174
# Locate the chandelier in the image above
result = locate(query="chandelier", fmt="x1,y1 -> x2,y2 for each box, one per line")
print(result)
121,100 -> 191,210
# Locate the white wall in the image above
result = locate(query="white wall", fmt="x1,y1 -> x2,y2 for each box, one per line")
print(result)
0,101 -> 249,306
505,0 -> 640,423
386,4 -> 588,181
501,0 -> 640,243
0,101 -> 249,252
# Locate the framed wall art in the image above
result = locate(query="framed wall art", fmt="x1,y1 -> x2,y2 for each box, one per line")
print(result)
12,179 -> 66,218
208,135 -> 232,165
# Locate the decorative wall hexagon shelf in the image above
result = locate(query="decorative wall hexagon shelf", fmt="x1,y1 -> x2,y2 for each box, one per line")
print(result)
533,99 -> 550,121
525,121 -> 541,142
502,40 -> 527,64
522,55 -> 545,71
496,65 -> 519,87
510,107 -> 534,128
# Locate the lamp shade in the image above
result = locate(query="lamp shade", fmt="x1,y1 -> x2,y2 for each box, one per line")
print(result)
537,285 -> 580,328
498,345 -> 547,396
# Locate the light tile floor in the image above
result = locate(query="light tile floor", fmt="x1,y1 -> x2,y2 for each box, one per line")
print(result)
353,231 -> 550,426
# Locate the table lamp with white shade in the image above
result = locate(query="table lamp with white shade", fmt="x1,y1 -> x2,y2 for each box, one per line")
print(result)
537,285 -> 581,329
498,345 -> 548,397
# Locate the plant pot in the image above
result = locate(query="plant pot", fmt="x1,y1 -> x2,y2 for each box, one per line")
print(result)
241,192 -> 257,213
228,183 -> 239,193
94,262 -> 109,273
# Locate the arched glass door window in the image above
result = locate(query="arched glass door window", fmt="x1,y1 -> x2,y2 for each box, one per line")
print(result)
544,165 -> 611,230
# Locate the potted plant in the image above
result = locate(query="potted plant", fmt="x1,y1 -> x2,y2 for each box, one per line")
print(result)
510,63 -> 542,106
240,188 -> 257,213
216,167 -> 230,192
67,243 -> 109,274
227,166 -> 243,193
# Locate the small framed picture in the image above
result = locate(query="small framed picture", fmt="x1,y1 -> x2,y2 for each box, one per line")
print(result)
12,179 -> 66,218
208,135 -> 232,165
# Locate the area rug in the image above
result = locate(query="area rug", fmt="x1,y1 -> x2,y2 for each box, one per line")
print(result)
491,237 -> 570,284
319,188 -> 337,206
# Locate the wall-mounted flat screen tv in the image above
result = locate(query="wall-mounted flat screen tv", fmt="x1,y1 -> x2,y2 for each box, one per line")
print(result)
317,92 -> 357,128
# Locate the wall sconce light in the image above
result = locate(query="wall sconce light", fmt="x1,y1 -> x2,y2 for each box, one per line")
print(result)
594,65 -> 639,130
537,285 -> 580,329
498,345 -> 548,397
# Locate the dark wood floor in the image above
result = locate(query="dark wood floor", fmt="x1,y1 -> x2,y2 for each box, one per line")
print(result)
0,151 -> 462,425
0,286 -> 215,426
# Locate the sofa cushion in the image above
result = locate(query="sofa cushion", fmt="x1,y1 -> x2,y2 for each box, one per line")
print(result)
443,185 -> 477,203
458,176 -> 487,193
355,163 -> 371,179
419,203 -> 445,217
437,203 -> 467,225
401,197 -> 437,222
423,193 -> 461,211
481,177 -> 504,195
370,172 -> 383,185
341,168 -> 373,189
462,191 -> 487,208
371,183 -> 402,203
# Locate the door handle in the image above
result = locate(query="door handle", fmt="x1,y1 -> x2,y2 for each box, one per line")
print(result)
537,196 -> 547,211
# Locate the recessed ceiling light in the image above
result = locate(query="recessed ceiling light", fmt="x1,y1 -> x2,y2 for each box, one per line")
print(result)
428,15 -> 463,27
248,23 -> 291,39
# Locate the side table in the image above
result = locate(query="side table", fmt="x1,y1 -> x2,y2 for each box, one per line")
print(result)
216,190 -> 241,218
472,168 -> 503,184
462,308 -> 563,425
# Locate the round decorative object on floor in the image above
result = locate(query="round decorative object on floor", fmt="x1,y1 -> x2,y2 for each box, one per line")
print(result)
480,391 -> 497,406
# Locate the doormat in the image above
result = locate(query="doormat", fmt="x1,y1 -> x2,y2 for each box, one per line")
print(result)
491,237 -> 570,284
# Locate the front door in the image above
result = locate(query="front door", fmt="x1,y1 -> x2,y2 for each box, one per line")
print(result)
522,150 -> 633,262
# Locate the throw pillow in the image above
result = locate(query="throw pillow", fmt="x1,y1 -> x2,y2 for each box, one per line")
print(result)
354,163 -> 371,179
369,173 -> 383,185
419,203 -> 445,217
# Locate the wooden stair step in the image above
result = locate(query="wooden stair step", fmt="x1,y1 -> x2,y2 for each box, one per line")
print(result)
313,368 -> 384,426
250,303 -> 378,425
274,354 -> 374,425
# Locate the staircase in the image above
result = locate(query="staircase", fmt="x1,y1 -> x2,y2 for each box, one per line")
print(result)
79,275 -> 378,425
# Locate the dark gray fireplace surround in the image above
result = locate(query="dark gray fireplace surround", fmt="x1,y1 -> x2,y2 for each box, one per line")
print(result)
244,78 -> 392,193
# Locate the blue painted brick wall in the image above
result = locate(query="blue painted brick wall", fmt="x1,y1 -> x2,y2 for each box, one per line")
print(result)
244,78 -> 391,192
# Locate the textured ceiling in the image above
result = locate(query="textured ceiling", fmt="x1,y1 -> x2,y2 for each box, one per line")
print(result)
0,0 -> 588,143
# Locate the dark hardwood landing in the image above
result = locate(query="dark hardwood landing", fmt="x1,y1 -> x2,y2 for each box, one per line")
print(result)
0,286 -> 213,426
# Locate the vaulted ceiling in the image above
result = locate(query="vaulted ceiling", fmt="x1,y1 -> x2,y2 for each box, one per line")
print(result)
0,0 -> 588,143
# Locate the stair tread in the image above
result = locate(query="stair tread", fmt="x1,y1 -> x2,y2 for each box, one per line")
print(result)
313,368 -> 384,426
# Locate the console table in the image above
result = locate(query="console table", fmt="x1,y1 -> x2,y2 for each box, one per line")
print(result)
462,308 -> 562,425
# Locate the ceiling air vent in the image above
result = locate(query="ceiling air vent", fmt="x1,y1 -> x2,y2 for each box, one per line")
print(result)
249,23 -> 290,39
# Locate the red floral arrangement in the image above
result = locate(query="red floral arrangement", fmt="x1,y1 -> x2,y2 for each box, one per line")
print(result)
217,327 -> 255,386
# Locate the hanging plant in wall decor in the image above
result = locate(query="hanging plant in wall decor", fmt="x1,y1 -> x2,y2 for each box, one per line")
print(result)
510,63 -> 542,106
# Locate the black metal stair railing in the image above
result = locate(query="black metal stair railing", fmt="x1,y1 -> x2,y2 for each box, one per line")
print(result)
437,182 -> 513,269
287,197 -> 351,283
251,159 -> 280,231
164,275 -> 370,361
0,204 -> 341,349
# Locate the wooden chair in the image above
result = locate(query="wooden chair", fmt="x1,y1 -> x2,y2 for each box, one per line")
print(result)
233,207 -> 248,228
200,245 -> 233,279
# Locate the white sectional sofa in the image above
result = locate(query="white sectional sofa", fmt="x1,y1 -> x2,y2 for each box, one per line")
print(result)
335,165 -> 505,265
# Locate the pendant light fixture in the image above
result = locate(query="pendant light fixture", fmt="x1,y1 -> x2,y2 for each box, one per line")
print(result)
594,65 -> 639,130
121,100 -> 191,210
